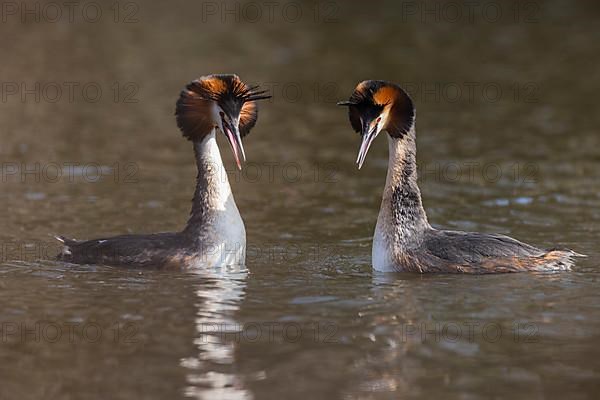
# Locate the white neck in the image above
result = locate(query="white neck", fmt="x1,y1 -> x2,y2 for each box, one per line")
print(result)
185,130 -> 243,233
193,130 -> 234,210
372,132 -> 430,271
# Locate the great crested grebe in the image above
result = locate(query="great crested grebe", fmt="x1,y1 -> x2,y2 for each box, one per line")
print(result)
338,80 -> 582,273
56,74 -> 270,268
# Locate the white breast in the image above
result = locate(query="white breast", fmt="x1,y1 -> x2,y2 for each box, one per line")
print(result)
372,219 -> 396,272
192,131 -> 247,269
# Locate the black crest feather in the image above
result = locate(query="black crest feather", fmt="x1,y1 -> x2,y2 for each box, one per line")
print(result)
338,80 -> 415,139
175,74 -> 271,141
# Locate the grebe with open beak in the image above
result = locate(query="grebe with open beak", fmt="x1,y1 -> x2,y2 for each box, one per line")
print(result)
56,74 -> 270,268
339,80 -> 582,273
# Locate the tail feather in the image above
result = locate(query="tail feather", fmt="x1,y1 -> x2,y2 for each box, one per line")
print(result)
536,249 -> 584,272
53,235 -> 76,258
455,249 -> 584,273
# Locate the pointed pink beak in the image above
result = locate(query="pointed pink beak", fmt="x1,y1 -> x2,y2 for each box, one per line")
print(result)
223,123 -> 246,170
356,121 -> 379,170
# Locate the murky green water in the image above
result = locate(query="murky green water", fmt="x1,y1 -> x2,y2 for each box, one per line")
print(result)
1,0 -> 600,398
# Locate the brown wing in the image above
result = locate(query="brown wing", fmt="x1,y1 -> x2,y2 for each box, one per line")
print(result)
400,230 -> 578,273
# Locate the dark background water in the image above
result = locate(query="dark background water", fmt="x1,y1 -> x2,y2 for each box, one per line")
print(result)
1,0 -> 599,399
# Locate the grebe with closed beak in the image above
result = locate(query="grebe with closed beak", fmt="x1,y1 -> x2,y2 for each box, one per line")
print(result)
56,74 -> 270,268
339,80 -> 582,273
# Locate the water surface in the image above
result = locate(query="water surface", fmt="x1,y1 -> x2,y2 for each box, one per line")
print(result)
1,1 -> 599,399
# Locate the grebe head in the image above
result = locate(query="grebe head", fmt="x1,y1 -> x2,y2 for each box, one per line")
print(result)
176,74 -> 271,169
338,80 -> 415,169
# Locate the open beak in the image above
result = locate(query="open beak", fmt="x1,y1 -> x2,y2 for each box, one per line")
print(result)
356,119 -> 380,170
222,116 -> 246,170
